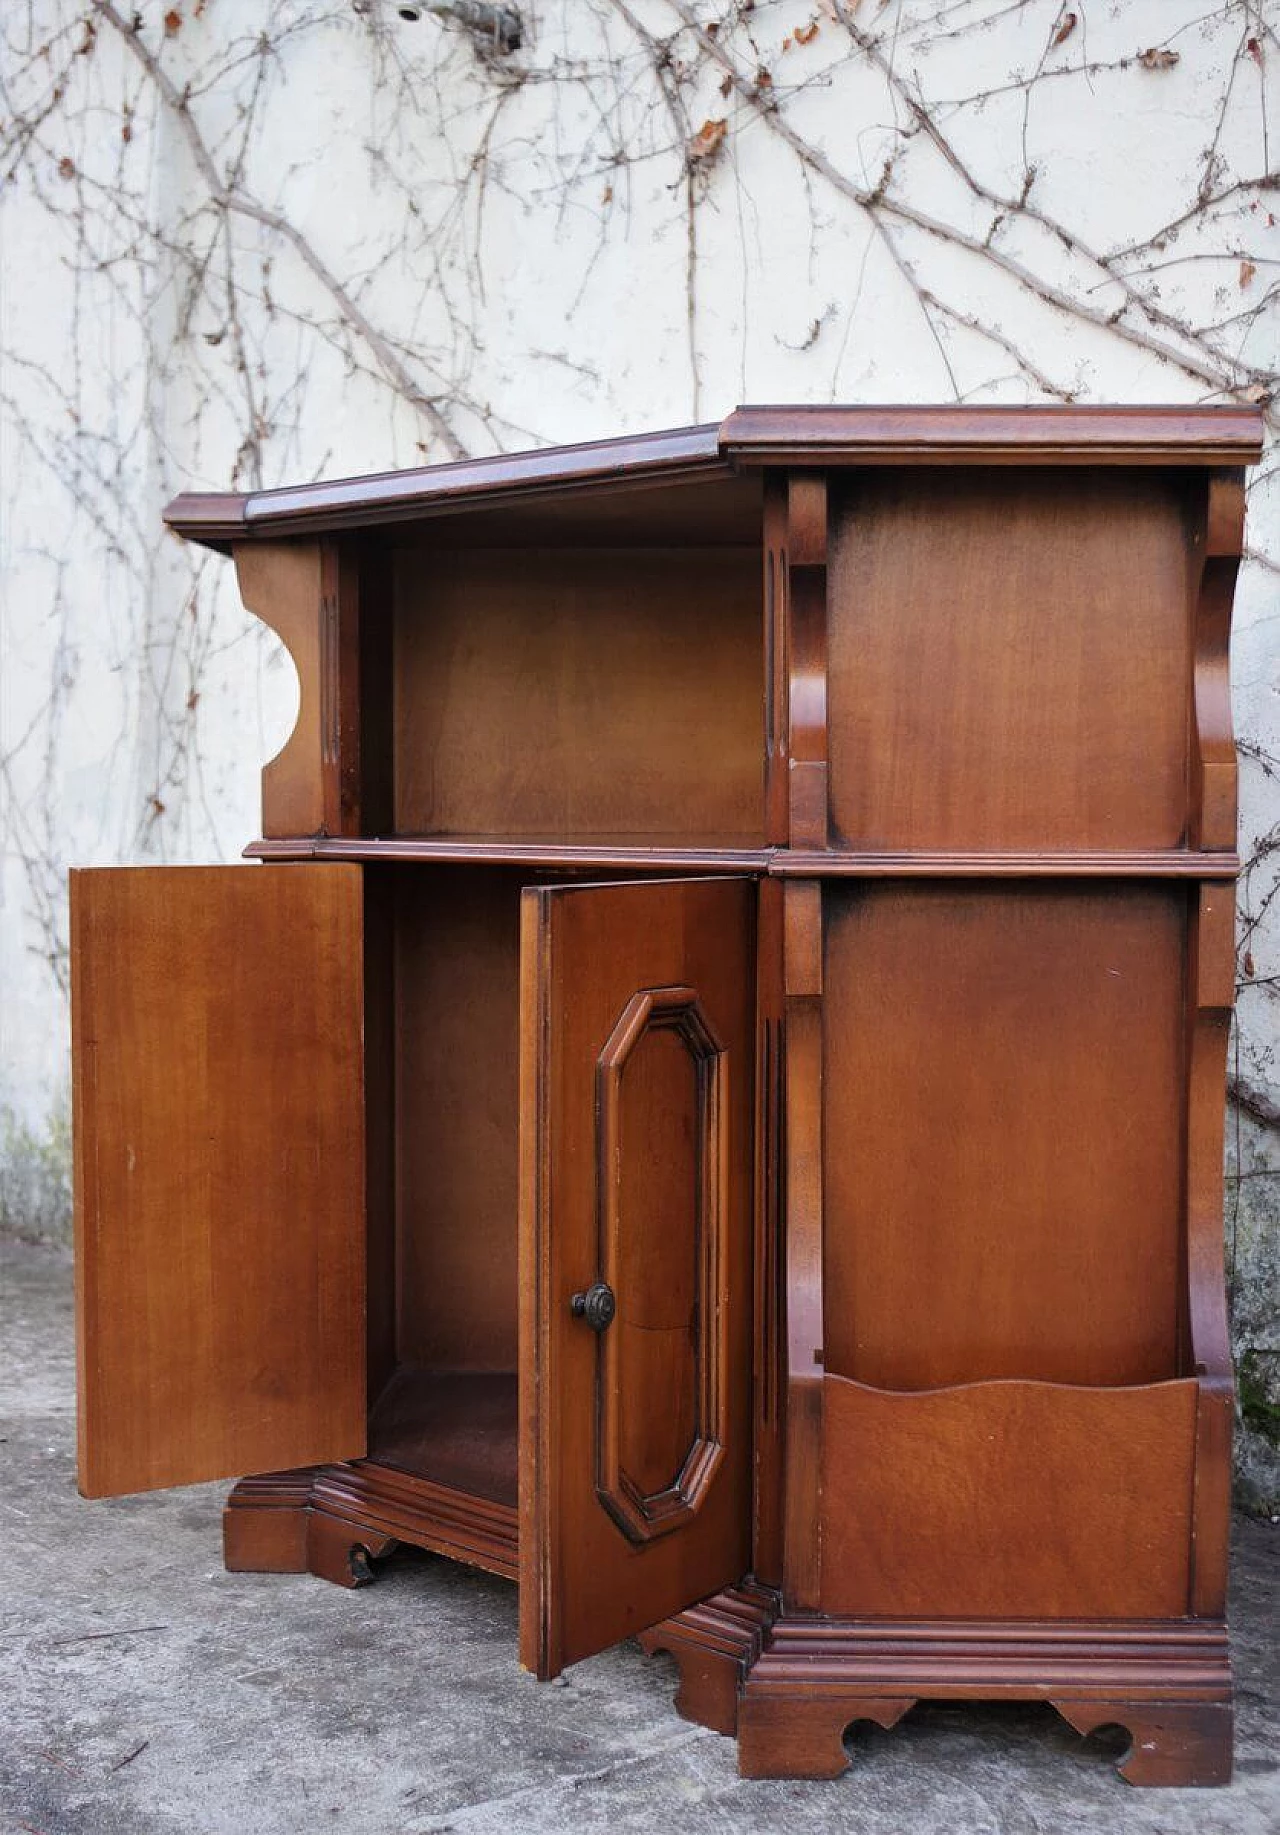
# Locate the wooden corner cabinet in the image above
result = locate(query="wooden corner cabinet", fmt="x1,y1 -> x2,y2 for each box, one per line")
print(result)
71,405 -> 1262,1790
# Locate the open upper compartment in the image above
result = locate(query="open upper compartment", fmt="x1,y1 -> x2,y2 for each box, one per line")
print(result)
163,405 -> 1263,858
168,422 -> 769,853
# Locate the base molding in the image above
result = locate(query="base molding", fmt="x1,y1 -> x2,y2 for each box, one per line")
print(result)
736,1614 -> 1233,1787
223,1460 -> 518,1586
222,1469 -> 317,1573
638,1582 -> 780,1734
218,1508 -> 1236,1791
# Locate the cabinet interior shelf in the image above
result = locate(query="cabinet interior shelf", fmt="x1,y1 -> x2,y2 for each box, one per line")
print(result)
246,834 -> 772,870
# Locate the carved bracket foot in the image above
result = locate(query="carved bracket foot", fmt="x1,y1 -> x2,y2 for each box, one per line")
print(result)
223,1471 -> 315,1574
638,1582 -> 779,1735
738,1693 -> 915,1779
634,1578 -> 773,1732
733,1614 -> 1232,1785
1053,1699 -> 1234,1788
223,1471 -> 399,1588
304,1506 -> 398,1588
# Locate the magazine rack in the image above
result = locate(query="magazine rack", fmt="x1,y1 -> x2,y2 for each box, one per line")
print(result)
72,404 -> 1261,1787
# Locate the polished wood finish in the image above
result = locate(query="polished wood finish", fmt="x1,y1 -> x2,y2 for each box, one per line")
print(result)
314,1460 -> 518,1581
165,405 -> 1261,552
362,867 -> 397,1405
723,402 -> 1263,468
780,879 -> 824,1610
1187,880 -> 1237,1619
305,1505 -> 399,1587
776,847 -> 1239,876
1055,1700 -> 1232,1788
392,546 -> 763,842
223,1459 -> 518,1583
1191,474 -> 1245,850
595,986 -> 728,1540
385,473 -> 763,551
77,404 -> 1259,1796
72,865 -> 366,1495
750,874 -> 785,1586
232,541 -> 329,836
738,1618 -> 1232,1783
819,1374 -> 1197,1618
823,882 -> 1187,1390
368,1370 -> 517,1505
519,877 -> 755,1677
784,475 -> 828,849
392,868 -> 521,1372
222,1469 -> 316,1573
167,422 -> 731,545
827,470 -> 1195,853
247,835 -> 773,871
251,836 -> 1237,876
762,477 -> 789,845
739,1694 -> 912,1779
638,1582 -> 779,1735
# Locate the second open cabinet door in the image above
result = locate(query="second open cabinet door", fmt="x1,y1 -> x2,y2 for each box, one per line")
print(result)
72,865 -> 368,1498
518,876 -> 756,1677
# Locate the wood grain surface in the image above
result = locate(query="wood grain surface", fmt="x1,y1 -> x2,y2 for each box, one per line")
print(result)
73,864 -> 366,1496
519,876 -> 755,1677
827,470 -> 1194,852
823,881 -> 1187,1390
819,1373 -> 1197,1620
393,546 -> 763,842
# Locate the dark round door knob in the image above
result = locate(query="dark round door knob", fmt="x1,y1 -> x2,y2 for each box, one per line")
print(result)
570,1282 -> 617,1332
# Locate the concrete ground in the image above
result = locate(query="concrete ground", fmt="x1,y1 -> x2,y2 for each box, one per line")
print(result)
2,1234 -> 1277,1835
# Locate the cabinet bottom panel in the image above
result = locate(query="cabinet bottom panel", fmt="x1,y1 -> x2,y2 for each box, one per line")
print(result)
367,1366 -> 517,1506
224,1453 -> 518,1584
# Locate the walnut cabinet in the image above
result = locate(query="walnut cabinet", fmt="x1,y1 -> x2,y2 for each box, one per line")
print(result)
71,406 -> 1262,1788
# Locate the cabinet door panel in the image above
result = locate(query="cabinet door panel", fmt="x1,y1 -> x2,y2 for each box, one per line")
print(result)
519,877 -> 755,1677
72,865 -> 366,1497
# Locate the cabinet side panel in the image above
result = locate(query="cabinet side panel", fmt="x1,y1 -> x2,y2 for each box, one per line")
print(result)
826,471 -> 1192,852
233,542 -> 326,838
823,882 -> 1186,1389
73,865 -> 366,1496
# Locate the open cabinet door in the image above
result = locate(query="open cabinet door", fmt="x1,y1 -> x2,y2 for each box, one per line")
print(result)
519,876 -> 756,1677
72,865 -> 367,1498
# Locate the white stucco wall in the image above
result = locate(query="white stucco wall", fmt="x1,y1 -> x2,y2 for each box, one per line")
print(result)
2,0 -> 1277,1483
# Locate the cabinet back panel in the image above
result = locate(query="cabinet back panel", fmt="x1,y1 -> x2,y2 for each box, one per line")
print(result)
823,883 -> 1186,1388
393,547 -> 763,839
394,868 -> 521,1371
827,470 -> 1193,851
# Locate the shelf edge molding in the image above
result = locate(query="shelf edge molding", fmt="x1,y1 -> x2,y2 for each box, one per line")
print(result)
164,405 -> 1265,550
243,837 -> 1240,878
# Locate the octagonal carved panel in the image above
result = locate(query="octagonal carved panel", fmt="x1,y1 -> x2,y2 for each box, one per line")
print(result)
592,985 -> 729,1545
